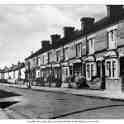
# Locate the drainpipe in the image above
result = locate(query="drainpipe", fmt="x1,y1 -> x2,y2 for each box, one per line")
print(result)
28,63 -> 31,88
50,63 -> 52,87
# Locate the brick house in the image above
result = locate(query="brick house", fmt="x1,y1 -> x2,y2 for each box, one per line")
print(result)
81,5 -> 124,91
25,40 -> 52,86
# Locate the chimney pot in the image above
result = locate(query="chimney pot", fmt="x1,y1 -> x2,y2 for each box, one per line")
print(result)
63,26 -> 75,38
51,34 -> 61,47
106,5 -> 123,17
80,17 -> 95,35
41,40 -> 51,49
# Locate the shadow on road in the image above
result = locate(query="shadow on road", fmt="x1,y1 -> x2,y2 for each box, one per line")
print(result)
0,90 -> 20,109
0,101 -> 18,109
0,90 -> 21,99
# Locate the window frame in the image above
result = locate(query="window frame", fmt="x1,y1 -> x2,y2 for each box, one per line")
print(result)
86,62 -> 96,81
105,58 -> 119,79
107,29 -> 117,50
88,38 -> 95,55
76,42 -> 82,57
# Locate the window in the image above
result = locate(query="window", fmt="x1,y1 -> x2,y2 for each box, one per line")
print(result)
43,53 -> 48,64
33,57 -> 37,65
27,62 -> 30,70
49,50 -> 56,63
48,51 -> 52,63
88,38 -> 94,54
43,55 -> 45,64
56,49 -> 63,62
76,43 -> 82,57
86,64 -> 91,80
33,58 -> 35,65
105,59 -> 119,79
56,50 -> 62,62
37,57 -> 41,66
69,43 -> 76,58
64,47 -> 69,60
86,62 -> 96,81
65,68 -> 68,76
38,72 -> 40,77
36,70 -> 40,78
108,29 -> 117,49
56,51 -> 59,62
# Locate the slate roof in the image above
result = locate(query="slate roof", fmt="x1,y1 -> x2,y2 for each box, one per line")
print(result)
25,45 -> 52,60
25,9 -> 124,60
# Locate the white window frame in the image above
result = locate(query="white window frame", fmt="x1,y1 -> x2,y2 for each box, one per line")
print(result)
64,47 -> 69,60
76,42 -> 82,57
62,67 -> 70,82
107,29 -> 117,50
86,62 -> 96,81
88,38 -> 95,54
37,56 -> 41,66
105,58 -> 119,79
56,50 -> 61,62
69,43 -> 76,58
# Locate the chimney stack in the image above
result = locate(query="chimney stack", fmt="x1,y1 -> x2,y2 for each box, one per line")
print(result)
50,34 -> 61,48
41,40 -> 51,49
107,5 -> 123,17
63,26 -> 75,39
80,17 -> 95,35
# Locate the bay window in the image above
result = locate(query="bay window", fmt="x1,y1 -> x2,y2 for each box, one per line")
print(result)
105,58 -> 119,79
86,62 -> 96,81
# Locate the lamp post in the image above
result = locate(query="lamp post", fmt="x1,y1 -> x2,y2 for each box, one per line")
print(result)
49,63 -> 52,87
28,62 -> 31,88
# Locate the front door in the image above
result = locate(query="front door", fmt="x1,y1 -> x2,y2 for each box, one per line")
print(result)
101,61 -> 105,89
120,57 -> 124,91
96,60 -> 105,89
62,67 -> 70,82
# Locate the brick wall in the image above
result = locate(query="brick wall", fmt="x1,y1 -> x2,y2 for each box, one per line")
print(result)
82,39 -> 86,55
118,20 -> 124,46
94,29 -> 108,52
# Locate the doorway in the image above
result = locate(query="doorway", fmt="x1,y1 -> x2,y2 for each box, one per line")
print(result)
120,57 -> 124,91
96,60 -> 105,89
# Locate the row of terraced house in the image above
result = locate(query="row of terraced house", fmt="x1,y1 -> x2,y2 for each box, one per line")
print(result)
1,5 -> 124,92
0,62 -> 25,84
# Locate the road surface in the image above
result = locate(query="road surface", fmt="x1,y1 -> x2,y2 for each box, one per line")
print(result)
0,85 -> 124,119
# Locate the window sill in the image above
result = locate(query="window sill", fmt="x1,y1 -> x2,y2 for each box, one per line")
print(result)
106,77 -> 120,80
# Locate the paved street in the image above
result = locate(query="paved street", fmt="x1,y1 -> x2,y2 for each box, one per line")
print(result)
1,85 -> 124,119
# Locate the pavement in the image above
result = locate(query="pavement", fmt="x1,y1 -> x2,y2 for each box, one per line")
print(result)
0,83 -> 124,101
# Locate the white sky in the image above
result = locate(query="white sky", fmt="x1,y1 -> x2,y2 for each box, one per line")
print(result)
0,4 -> 106,68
